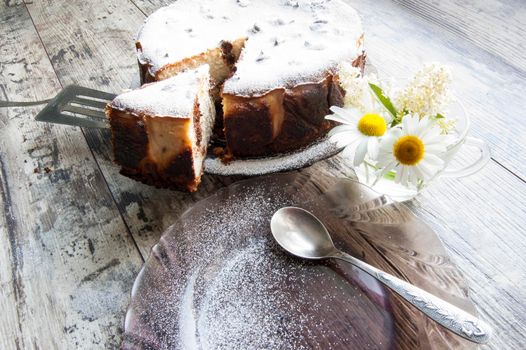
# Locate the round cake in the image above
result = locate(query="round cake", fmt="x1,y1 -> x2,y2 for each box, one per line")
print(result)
135,0 -> 365,158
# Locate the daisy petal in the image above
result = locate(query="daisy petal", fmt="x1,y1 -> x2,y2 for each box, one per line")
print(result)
342,144 -> 355,158
363,89 -> 377,112
405,167 -> 414,186
328,124 -> 356,136
329,134 -> 356,148
381,111 -> 393,124
421,162 -> 434,177
420,123 -> 441,140
416,117 -> 433,137
402,114 -> 411,135
425,143 -> 447,154
390,127 -> 403,139
329,106 -> 360,120
379,128 -> 401,151
410,114 -> 421,135
417,160 -> 440,180
326,113 -> 352,124
354,138 -> 369,166
376,158 -> 391,168
367,137 -> 380,159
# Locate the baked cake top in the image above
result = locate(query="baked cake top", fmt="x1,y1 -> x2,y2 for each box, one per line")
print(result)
136,0 -> 363,95
110,66 -> 208,117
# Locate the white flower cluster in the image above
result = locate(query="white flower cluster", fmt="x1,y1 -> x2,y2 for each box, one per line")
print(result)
337,61 -> 380,112
394,63 -> 452,118
337,61 -> 367,110
329,63 -> 456,189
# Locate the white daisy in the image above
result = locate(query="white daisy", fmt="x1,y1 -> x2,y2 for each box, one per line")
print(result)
376,114 -> 447,186
326,98 -> 391,167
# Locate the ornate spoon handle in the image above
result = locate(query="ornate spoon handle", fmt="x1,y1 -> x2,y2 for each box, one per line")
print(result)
332,250 -> 491,344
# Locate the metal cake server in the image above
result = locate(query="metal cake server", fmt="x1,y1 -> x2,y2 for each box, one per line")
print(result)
28,85 -> 115,129
270,206 -> 492,344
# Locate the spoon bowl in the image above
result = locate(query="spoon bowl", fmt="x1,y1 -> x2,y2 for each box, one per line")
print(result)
270,207 -> 337,259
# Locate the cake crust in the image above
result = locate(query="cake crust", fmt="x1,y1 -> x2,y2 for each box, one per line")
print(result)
109,109 -> 149,171
220,51 -> 364,158
107,108 -> 200,192
221,74 -> 345,157
222,88 -> 284,156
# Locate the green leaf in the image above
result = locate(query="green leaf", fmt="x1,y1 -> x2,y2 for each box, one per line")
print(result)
369,83 -> 398,118
435,113 -> 445,119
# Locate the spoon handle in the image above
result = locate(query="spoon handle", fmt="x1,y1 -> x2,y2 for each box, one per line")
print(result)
332,250 -> 491,344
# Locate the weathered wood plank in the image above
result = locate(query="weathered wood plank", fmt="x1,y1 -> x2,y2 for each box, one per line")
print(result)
0,2 -> 143,349
0,155 -> 23,350
393,0 -> 526,73
344,0 -> 526,180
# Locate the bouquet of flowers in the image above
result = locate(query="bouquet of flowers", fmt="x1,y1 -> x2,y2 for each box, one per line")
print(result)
327,62 -> 457,190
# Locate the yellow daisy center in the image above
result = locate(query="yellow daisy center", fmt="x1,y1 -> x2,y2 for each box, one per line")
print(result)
357,113 -> 387,137
393,135 -> 425,166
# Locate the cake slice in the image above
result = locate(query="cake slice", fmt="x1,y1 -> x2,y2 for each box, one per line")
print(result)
106,66 -> 215,192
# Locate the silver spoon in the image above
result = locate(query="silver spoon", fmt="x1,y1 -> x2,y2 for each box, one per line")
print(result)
270,206 -> 491,344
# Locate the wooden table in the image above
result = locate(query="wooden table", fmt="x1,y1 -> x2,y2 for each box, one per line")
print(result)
1,0 -> 524,348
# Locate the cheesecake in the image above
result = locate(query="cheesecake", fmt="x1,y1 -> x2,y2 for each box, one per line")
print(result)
106,66 -> 215,191
109,0 -> 365,191
135,0 -> 365,158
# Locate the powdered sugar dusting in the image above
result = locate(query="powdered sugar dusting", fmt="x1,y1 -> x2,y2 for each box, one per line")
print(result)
193,242 -> 321,349
111,66 -> 209,116
136,0 -> 363,94
204,137 -> 341,176
175,186 -> 310,349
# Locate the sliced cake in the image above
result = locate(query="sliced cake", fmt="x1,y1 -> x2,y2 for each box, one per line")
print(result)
135,0 -> 365,158
106,66 -> 215,192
